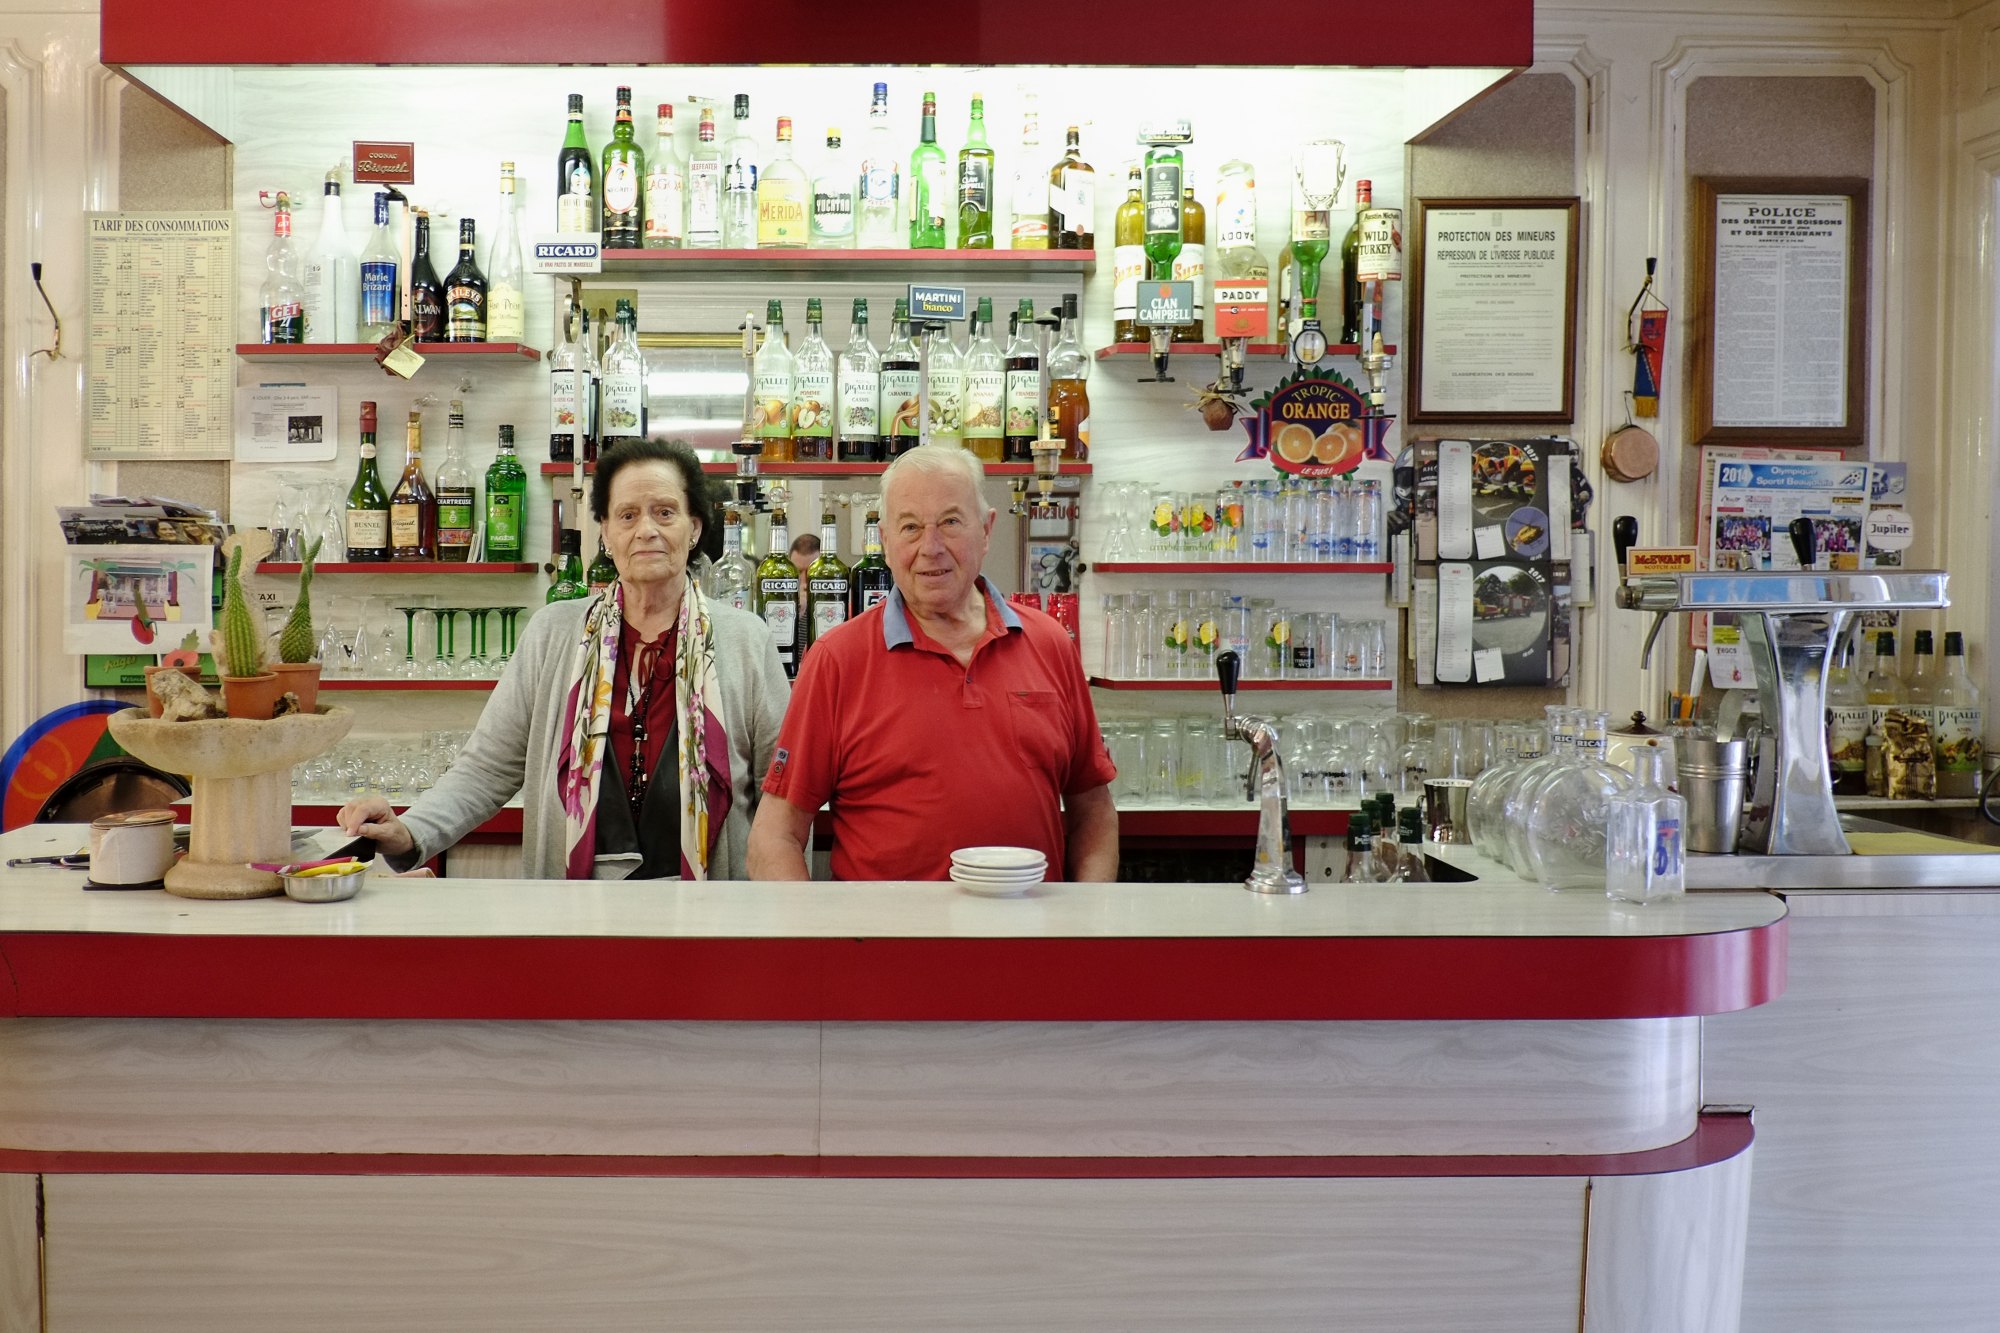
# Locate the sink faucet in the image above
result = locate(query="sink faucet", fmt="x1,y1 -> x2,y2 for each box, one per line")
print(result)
1215,650 -> 1307,894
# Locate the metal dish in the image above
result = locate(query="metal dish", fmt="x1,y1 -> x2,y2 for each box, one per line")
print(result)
280,866 -> 364,903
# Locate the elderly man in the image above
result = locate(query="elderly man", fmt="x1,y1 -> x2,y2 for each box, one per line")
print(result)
748,444 -> 1118,881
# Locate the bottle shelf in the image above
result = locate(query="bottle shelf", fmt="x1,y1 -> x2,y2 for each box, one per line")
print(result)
1089,676 -> 1393,691
256,562 -> 540,575
1091,342 -> 1395,360
318,679 -> 498,692
1090,561 -> 1392,575
236,342 -> 541,362
599,247 -> 1095,277
537,460 -> 1092,478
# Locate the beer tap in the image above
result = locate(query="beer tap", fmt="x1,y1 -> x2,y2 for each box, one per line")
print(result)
728,309 -> 765,511
1215,650 -> 1307,894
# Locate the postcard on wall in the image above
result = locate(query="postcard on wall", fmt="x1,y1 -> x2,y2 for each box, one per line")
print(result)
235,385 -> 339,464
1433,559 -> 1557,686
1431,437 -> 1573,564
62,544 -> 214,655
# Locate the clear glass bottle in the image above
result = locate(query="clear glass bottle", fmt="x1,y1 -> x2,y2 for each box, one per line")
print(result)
555,93 -> 596,233
482,423 -> 526,563
1934,631 -> 1985,797
955,93 -> 995,249
1524,709 -> 1635,891
926,321 -> 966,446
1605,746 -> 1685,905
599,298 -> 646,448
880,298 -> 921,454
434,399 -> 476,562
1825,633 -> 1870,796
757,116 -> 810,249
1002,297 -> 1041,462
1009,101 -> 1048,250
487,162 -> 527,342
357,190 -> 401,343
722,93 -> 760,249
753,298 -> 795,461
962,296 -> 1005,463
836,297 -> 882,462
1045,293 -> 1089,461
642,105 -> 685,250
1500,706 -> 1577,875
1211,157 -> 1269,343
1395,808 -> 1431,882
855,81 -> 900,248
1047,125 -> 1096,251
810,128 -> 855,249
259,191 -> 305,344
909,90 -> 949,248
685,105 -> 724,249
791,296 -> 835,461
706,509 -> 757,612
1341,812 -> 1388,883
600,85 -> 646,249
301,169 -> 355,344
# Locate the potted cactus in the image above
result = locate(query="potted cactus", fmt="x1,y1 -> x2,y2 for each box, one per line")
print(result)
143,630 -> 207,718
211,545 -> 285,720
270,536 -> 323,713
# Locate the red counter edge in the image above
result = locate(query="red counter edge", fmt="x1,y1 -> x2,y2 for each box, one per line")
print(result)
0,917 -> 1786,1021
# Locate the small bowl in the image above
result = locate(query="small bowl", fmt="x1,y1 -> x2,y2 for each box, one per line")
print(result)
281,866 -> 365,903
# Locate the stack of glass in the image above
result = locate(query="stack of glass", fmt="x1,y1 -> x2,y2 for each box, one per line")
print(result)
1099,591 -> 1389,681
1101,477 -> 1384,563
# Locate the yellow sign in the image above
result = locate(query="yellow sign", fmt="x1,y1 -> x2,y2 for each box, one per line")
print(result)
1627,546 -> 1699,574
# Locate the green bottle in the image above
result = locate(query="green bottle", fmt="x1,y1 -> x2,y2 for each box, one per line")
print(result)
344,400 -> 392,562
587,538 -> 617,591
600,85 -> 646,249
1143,141 -> 1185,281
547,527 -> 589,602
483,424 -> 527,562
956,94 -> 995,249
909,91 -> 948,248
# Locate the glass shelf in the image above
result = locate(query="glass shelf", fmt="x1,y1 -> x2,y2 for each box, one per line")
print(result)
1090,561 -> 1392,575
317,680 -> 498,692
1091,341 -> 1395,360
1089,677 -> 1393,691
256,562 -> 540,575
537,460 -> 1092,478
599,247 -> 1094,277
234,342 -> 541,361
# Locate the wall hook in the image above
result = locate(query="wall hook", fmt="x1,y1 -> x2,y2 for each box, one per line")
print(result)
29,263 -> 62,361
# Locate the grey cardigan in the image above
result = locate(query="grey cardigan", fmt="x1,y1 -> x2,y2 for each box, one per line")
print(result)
394,597 -> 790,879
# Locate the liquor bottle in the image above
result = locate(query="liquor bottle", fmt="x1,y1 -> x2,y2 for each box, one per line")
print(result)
407,210 -> 445,341
483,424 -> 527,562
259,191 -> 305,344
880,298 -> 921,453
803,512 -> 852,653
722,93 -> 759,249
577,304 -> 603,462
1046,293 -> 1089,461
1111,164 -> 1145,341
1825,633 -> 1870,796
344,401 -> 391,561
755,507 -> 801,678
1289,152 -> 1334,335
849,509 -> 893,616
600,298 -> 646,448
955,94 -> 995,249
442,217 -> 488,343
357,191 -> 401,343
909,90 -> 948,248
1605,747 -> 1684,905
1143,144 -> 1185,282
601,86 -> 646,249
487,163 -> 527,343
1275,229 -> 1328,343
1340,812 -> 1383,883
705,508 -> 757,612
1341,179 -> 1373,345
1863,630 -> 1906,797
757,117 -> 811,249
435,400 -> 476,562
587,539 -> 617,591
1934,632 -> 1985,797
642,105 -> 686,250
1210,156 -> 1270,343
1048,126 -> 1097,251
302,169 -> 356,344
1394,808 -> 1432,883
856,82 -> 901,249
1002,297 -> 1041,462
836,297 -> 883,462
792,296 -> 835,461
556,93 -> 597,233
810,128 -> 856,248
390,409 -> 438,562
753,298 -> 795,461
1173,182 -> 1206,342
547,527 -> 588,603
1010,103 -> 1048,250
927,321 -> 967,446
1906,628 -> 1940,741
685,106 -> 724,249
548,295 -> 583,463
962,296 -> 1005,463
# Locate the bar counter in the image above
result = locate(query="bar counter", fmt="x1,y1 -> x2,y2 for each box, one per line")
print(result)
0,824 -> 1783,1331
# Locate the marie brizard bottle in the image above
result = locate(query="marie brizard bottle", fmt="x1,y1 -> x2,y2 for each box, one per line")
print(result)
755,507 -> 802,679
343,400 -> 391,562
406,210 -> 446,342
803,511 -> 852,656
434,400 -> 476,562
357,191 -> 401,343
390,409 -> 439,562
600,85 -> 646,249
442,217 -> 488,343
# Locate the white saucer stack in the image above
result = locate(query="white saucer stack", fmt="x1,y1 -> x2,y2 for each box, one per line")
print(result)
949,846 -> 1047,896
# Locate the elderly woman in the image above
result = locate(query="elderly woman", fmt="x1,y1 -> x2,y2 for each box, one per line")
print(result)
338,440 -> 789,880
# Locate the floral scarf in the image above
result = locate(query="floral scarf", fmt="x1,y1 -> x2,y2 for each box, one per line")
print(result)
554,575 -> 731,879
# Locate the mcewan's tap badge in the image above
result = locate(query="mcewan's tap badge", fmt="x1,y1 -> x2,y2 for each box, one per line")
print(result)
1236,368 -> 1392,478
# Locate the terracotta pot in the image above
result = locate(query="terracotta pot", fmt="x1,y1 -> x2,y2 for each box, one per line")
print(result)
220,673 -> 285,721
142,665 -> 205,718
269,661 -> 322,714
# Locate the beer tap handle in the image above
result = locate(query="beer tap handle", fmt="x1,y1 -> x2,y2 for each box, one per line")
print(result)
1215,648 -> 1241,704
1789,516 -> 1817,569
1613,515 -> 1638,576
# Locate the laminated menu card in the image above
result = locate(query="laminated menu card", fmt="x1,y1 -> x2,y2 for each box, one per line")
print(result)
1433,559 -> 1560,685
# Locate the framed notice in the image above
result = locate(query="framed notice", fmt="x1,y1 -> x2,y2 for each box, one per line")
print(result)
1408,197 -> 1580,423
1691,178 -> 1868,446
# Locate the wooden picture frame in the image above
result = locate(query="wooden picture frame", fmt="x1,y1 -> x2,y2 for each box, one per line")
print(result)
1690,177 -> 1868,447
1407,197 -> 1581,423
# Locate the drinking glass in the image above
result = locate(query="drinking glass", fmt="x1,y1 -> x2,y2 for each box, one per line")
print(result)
1145,717 -> 1181,803
1146,489 -> 1181,556
1214,486 -> 1244,559
1218,595 -> 1252,670
1308,484 -> 1339,562
1161,590 -> 1192,679
1245,482 -> 1281,564
1129,592 -> 1160,680
1290,610 -> 1328,680
1284,481 -> 1315,562
1188,590 -> 1220,682
1261,603 -> 1293,681
1107,721 -> 1146,804
1181,492 -> 1216,561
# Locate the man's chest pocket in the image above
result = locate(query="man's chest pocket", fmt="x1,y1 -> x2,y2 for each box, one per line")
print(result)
1007,690 -> 1069,776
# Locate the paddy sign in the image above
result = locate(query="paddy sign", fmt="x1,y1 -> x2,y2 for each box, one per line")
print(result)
1236,368 -> 1379,478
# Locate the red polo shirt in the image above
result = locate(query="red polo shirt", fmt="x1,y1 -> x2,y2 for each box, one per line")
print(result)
762,578 -> 1116,881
